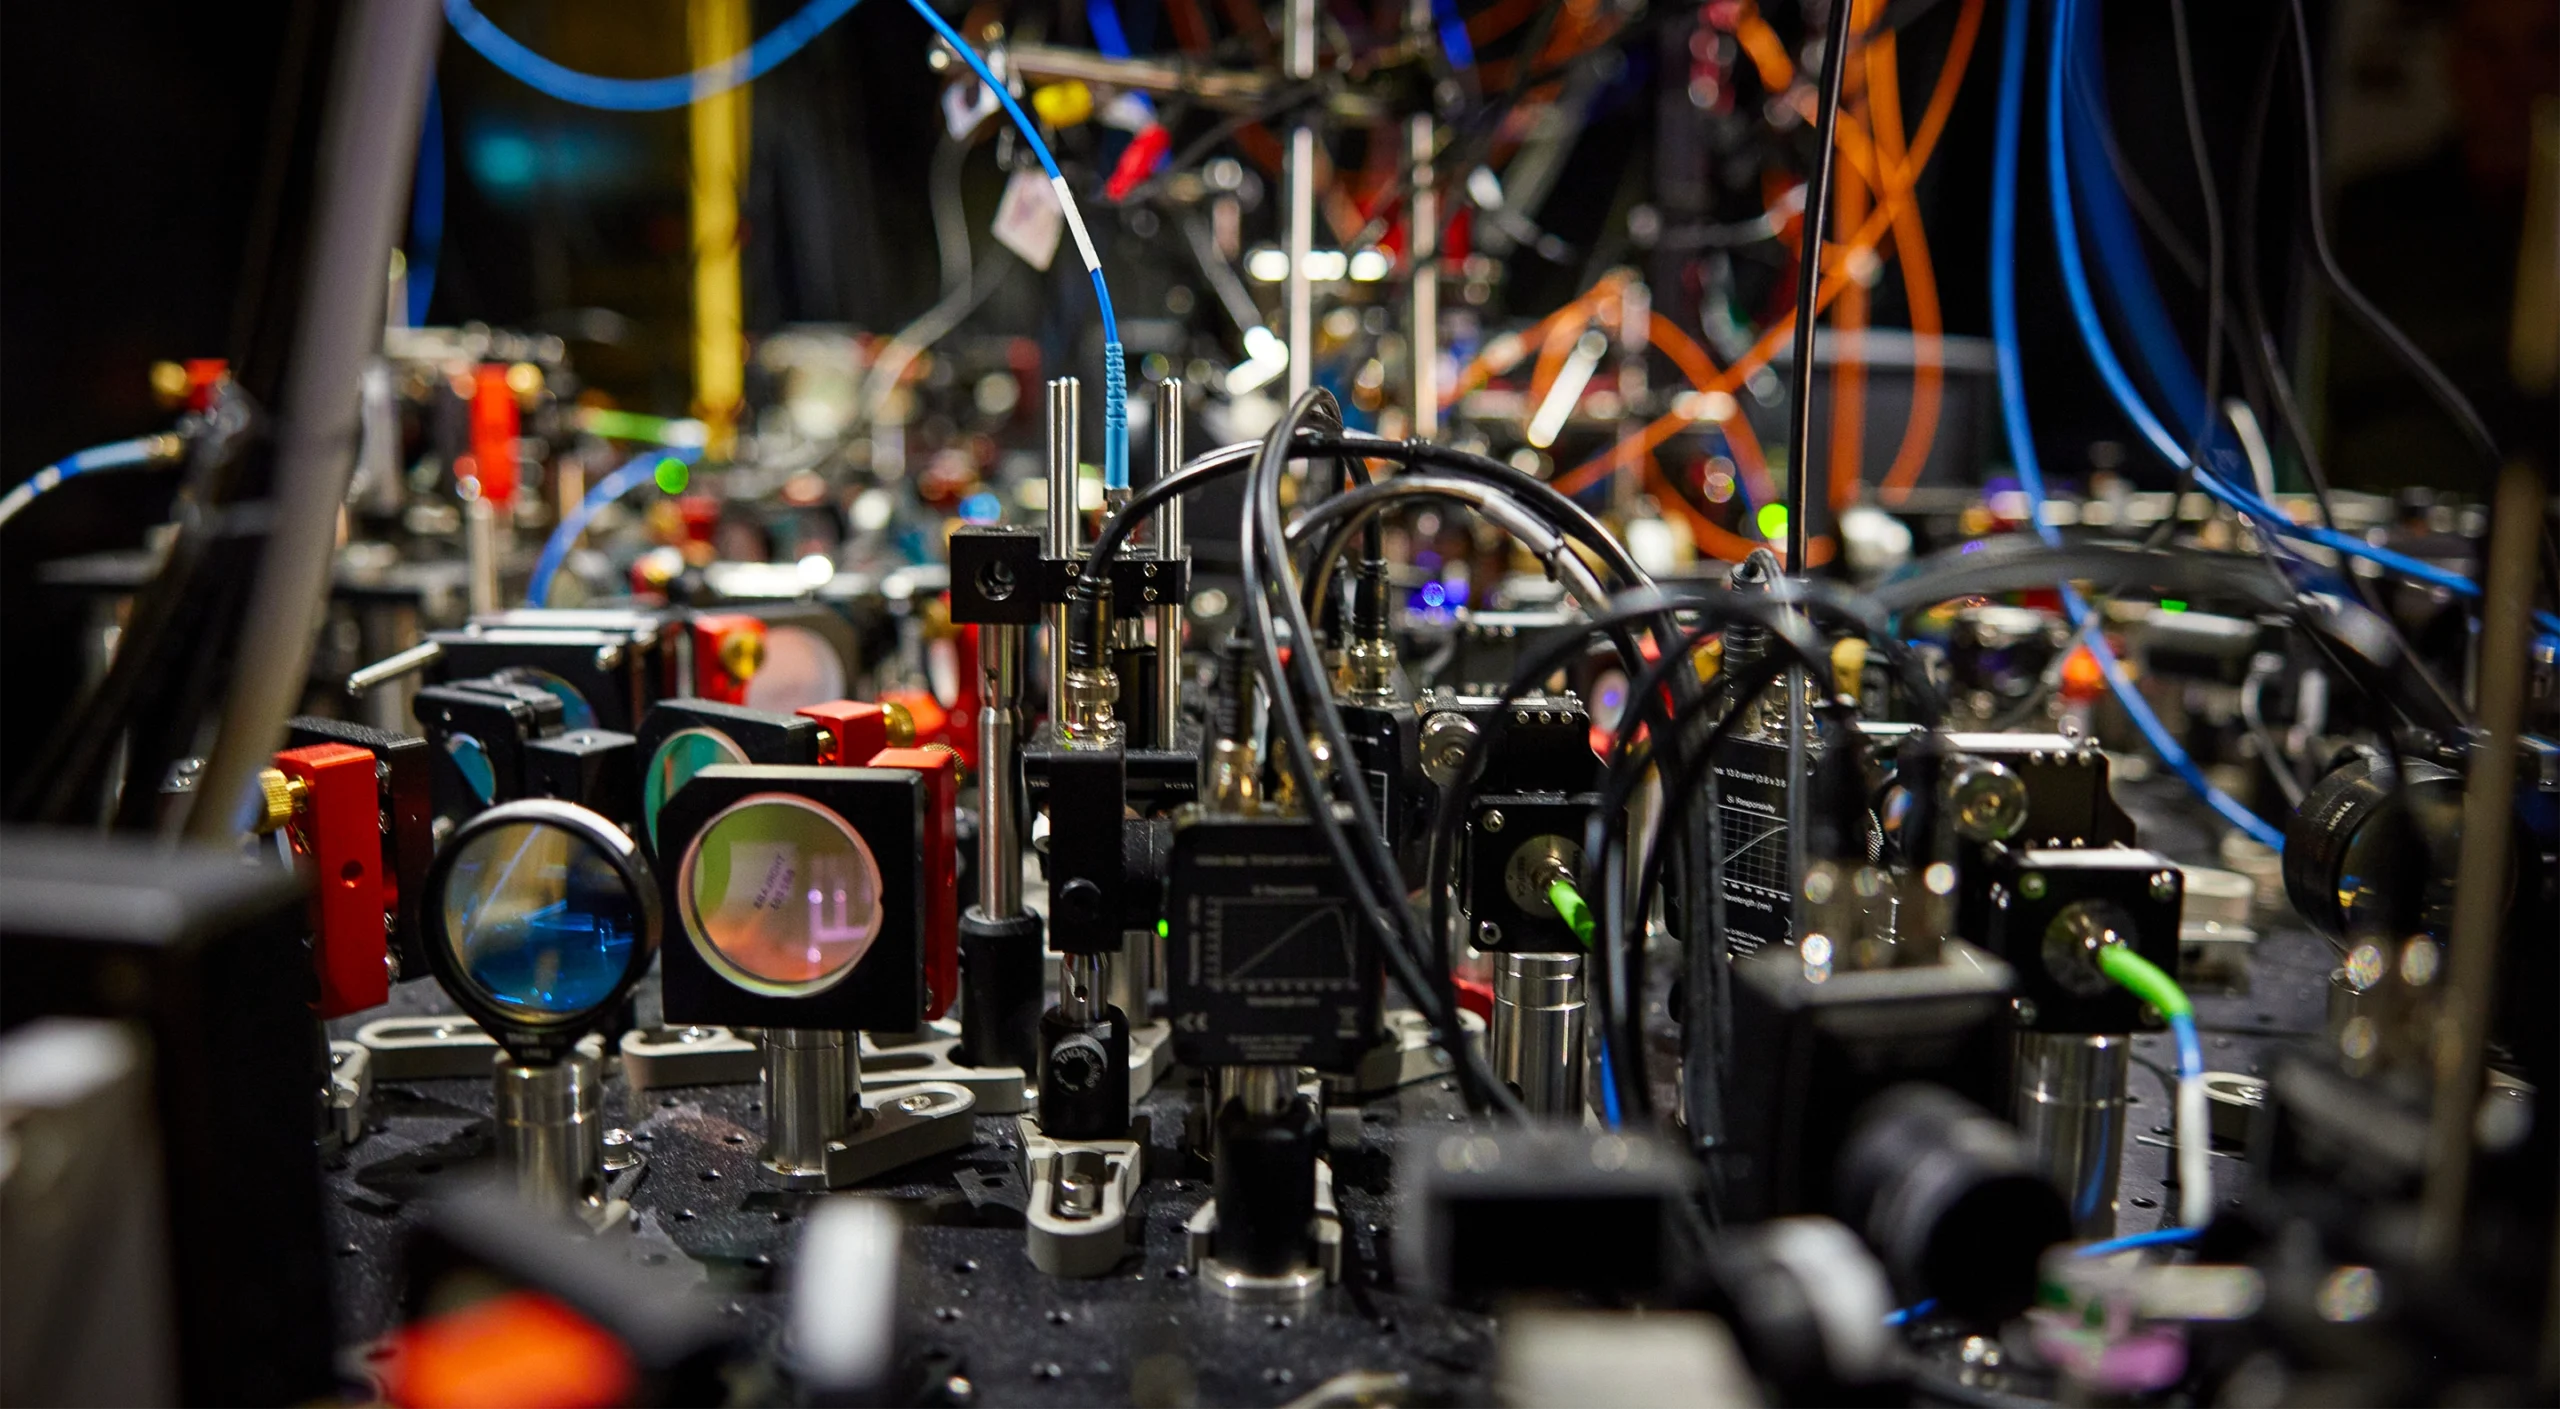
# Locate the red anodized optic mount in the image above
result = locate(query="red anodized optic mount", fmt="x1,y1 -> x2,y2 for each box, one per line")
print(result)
799,698 -> 960,1020
275,742 -> 392,1018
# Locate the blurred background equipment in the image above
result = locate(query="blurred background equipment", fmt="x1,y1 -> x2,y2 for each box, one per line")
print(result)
2,0 -> 2554,1403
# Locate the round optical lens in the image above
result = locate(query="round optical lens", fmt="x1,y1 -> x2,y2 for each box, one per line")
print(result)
679,794 -> 884,996
496,667 -> 600,731
446,733 -> 497,804
440,820 -> 642,1020
645,727 -> 747,847
743,624 -> 847,714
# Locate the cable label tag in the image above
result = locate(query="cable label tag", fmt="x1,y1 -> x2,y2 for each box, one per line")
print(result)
992,167 -> 1063,272
1052,175 -> 1102,273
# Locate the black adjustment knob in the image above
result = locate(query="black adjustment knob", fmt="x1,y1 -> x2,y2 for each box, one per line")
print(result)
1057,876 -> 1103,921
1049,1033 -> 1108,1092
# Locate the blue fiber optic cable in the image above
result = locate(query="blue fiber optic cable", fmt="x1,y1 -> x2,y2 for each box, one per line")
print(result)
1433,0 -> 1478,69
445,0 -> 1131,490
1991,0 -> 2285,852
2075,1225 -> 2202,1258
0,436 -> 179,531
527,448 -> 702,607
443,0 -> 864,111
894,0 -> 1129,489
2045,0 -> 2556,631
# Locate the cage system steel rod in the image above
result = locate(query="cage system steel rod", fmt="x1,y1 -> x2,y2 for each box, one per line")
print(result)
978,623 -> 1025,918
183,0 -> 442,840
2415,460 -> 2542,1271
1782,0 -> 1853,570
1283,0 -> 1317,402
1154,379 -> 1186,747
1046,377 -> 1081,727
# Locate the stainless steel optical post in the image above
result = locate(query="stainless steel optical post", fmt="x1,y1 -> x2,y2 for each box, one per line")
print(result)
757,1026 -> 977,1191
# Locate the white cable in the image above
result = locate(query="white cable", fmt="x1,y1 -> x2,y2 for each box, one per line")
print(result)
2177,1069 -> 2213,1228
0,467 -> 65,530
2224,397 -> 2277,504
1052,175 -> 1102,273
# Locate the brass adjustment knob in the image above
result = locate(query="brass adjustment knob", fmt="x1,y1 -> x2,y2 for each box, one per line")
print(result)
717,628 -> 766,682
880,701 -> 916,748
251,768 -> 308,835
919,742 -> 965,780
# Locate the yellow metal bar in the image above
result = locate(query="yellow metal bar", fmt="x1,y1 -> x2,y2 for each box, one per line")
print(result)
689,0 -> 750,457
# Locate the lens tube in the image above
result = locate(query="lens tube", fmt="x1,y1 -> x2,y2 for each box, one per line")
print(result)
679,793 -> 885,997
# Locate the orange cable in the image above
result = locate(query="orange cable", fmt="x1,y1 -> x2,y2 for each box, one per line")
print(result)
1733,2 -> 1797,91
1649,459 -> 1764,563
1468,0 -> 1542,46
1873,0 -> 1981,501
1647,312 -> 1776,505
1442,271 -> 1631,405
1550,0 -> 1979,499
1529,304 -> 1596,409
1829,85 -> 1872,511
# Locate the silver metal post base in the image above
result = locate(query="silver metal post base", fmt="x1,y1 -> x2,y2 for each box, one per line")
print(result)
1491,952 -> 1588,1117
622,1024 -> 763,1089
2012,1030 -> 2132,1238
1321,1007 -> 1487,1102
1019,1114 -> 1143,1277
493,1041 -> 618,1225
861,1022 -> 1032,1115
324,1040 -> 371,1153
761,1028 -> 978,1190
359,1014 -> 500,1079
1181,1159 -> 1343,1302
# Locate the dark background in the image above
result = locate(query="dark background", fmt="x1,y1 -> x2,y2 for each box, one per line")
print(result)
7,1 -> 2549,495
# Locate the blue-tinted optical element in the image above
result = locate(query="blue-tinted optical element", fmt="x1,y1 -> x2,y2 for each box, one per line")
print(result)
445,732 -> 498,804
440,819 -> 641,1020
495,667 -> 600,731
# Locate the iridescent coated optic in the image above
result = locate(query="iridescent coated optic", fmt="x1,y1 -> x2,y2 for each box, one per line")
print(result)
678,793 -> 884,997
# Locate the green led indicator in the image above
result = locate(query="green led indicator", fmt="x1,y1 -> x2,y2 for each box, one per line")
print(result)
654,457 -> 690,494
1756,502 -> 1788,541
2160,599 -> 2187,612
1155,918 -> 1170,939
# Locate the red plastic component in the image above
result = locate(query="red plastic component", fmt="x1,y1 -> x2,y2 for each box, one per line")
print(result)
469,363 -> 521,506
1104,123 -> 1172,201
183,359 -> 229,413
946,624 -> 983,773
796,700 -> 890,765
1453,972 -> 1494,1024
689,613 -> 766,704
379,1289 -> 635,1409
868,746 -> 960,1020
276,743 -> 391,1018
676,495 -> 720,544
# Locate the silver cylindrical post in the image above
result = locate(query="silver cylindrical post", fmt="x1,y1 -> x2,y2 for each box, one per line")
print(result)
978,623 -> 1025,917
494,1048 -> 605,1213
2012,1031 -> 2133,1238
1153,378 -> 1186,748
464,494 -> 501,615
1060,952 -> 1110,1027
1408,111 -> 1439,439
1220,1064 -> 1295,1119
1046,377 -> 1081,727
1282,0 -> 1316,402
1491,952 -> 1587,1116
762,1028 -> 854,1183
